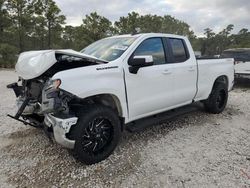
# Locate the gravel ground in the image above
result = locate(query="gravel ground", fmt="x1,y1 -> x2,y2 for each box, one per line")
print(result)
0,70 -> 250,188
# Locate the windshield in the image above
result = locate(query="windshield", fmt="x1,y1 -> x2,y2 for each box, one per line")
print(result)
80,37 -> 137,61
221,50 -> 250,62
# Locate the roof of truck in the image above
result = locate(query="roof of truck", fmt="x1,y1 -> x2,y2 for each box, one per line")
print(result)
108,33 -> 186,39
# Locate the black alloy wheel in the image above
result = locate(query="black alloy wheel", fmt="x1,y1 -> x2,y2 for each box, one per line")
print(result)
70,104 -> 122,165
216,89 -> 226,110
81,117 -> 113,154
204,82 -> 228,114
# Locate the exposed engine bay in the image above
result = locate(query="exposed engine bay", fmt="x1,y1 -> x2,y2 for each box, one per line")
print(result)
7,50 -> 106,128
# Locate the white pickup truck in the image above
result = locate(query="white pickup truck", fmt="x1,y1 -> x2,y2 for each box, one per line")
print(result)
7,33 -> 234,164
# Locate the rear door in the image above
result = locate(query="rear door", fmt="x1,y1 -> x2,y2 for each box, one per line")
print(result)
165,37 -> 197,105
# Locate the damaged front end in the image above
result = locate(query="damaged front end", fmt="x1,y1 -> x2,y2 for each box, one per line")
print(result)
7,77 -> 78,148
7,49 -> 107,148
7,78 -> 46,127
42,79 -> 78,149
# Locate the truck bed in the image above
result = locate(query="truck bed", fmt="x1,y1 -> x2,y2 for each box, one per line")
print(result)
194,58 -> 234,101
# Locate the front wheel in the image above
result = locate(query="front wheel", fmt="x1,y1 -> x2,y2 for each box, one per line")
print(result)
70,105 -> 122,165
204,82 -> 228,114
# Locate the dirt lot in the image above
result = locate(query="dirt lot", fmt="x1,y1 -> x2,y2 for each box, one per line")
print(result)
0,70 -> 250,188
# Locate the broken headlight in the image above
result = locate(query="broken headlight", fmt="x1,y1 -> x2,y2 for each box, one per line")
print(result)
47,79 -> 61,90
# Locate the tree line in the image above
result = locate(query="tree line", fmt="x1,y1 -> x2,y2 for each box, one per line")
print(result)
0,0 -> 250,67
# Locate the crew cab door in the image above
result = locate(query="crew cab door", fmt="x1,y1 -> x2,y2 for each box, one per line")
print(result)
124,37 -> 175,120
165,37 -> 197,105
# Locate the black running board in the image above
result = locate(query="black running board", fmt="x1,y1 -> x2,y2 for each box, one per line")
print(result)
126,103 -> 203,132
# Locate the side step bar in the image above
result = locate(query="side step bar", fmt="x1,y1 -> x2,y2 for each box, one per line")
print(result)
126,103 -> 203,132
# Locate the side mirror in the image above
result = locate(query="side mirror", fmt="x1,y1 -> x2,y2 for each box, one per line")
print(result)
128,55 -> 153,74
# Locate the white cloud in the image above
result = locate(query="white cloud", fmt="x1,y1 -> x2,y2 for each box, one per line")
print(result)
54,0 -> 250,36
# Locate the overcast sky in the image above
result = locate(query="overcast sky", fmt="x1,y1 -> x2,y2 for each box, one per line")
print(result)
54,0 -> 250,36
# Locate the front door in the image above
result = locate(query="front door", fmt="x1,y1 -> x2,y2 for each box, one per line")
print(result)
124,37 -> 175,120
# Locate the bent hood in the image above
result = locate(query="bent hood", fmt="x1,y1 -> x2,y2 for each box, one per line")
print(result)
15,49 -> 106,80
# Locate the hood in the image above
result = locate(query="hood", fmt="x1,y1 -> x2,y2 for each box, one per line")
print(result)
15,49 -> 106,80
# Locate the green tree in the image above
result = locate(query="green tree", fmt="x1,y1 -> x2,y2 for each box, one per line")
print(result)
229,28 -> 250,48
81,12 -> 114,43
161,15 -> 194,37
44,0 -> 65,48
204,28 -> 215,39
61,25 -> 77,49
201,28 -> 216,55
0,0 -> 19,67
0,0 -> 11,43
114,12 -> 141,34
7,0 -> 34,52
139,14 -> 163,33
216,24 -> 234,54
0,43 -> 18,67
28,0 -> 47,49
219,24 -> 234,37
114,12 -> 195,38
2,1 -> 250,67
238,28 -> 248,35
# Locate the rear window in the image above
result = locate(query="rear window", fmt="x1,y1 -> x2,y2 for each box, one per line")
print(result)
169,38 -> 188,62
221,50 -> 250,62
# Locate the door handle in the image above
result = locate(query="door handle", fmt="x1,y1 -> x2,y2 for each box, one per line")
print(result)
162,69 -> 172,75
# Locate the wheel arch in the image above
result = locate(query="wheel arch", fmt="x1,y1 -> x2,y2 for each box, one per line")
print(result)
204,75 -> 229,114
75,93 -> 124,118
212,75 -> 229,90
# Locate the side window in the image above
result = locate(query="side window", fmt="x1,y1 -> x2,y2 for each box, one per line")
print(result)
169,38 -> 188,63
133,38 -> 166,65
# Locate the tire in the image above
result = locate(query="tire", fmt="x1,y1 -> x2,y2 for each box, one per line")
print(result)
70,104 -> 122,165
204,82 -> 228,114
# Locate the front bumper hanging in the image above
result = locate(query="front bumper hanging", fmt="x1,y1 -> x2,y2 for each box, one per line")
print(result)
44,114 -> 78,149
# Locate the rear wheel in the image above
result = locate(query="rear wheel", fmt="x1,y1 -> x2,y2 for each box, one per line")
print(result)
204,82 -> 228,114
70,105 -> 121,165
